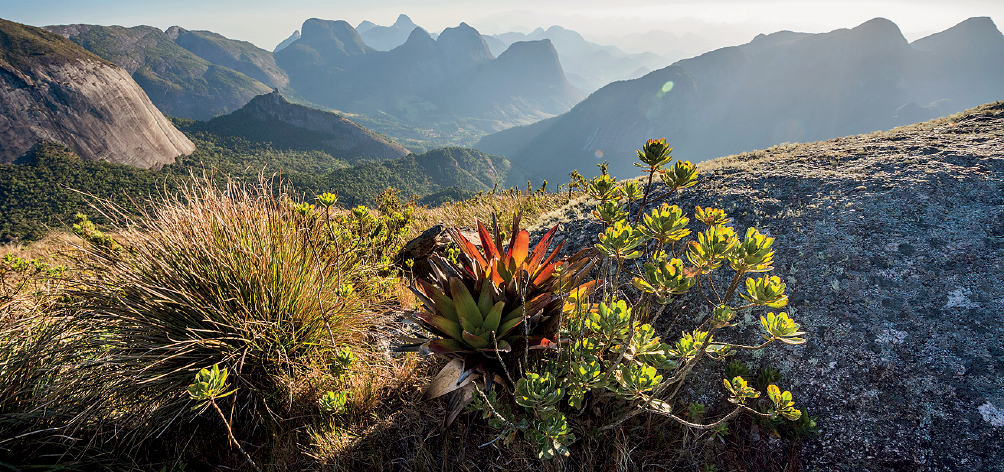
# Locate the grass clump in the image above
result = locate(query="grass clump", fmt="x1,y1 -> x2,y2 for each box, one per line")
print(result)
41,177 -> 410,468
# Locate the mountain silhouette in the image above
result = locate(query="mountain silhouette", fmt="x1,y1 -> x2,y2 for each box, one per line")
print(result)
274,18 -> 583,138
477,17 -> 1004,182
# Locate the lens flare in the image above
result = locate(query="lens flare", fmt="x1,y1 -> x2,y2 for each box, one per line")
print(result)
656,81 -> 675,99
595,150 -> 604,159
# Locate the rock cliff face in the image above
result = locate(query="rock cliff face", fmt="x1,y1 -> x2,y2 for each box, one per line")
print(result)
45,23 -> 273,120
451,39 -> 582,121
527,101 -> 1004,471
216,91 -> 409,161
0,18 -> 194,168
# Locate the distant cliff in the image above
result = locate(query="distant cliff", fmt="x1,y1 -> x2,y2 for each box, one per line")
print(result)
0,18 -> 194,168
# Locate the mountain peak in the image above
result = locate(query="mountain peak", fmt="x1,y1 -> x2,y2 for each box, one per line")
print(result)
403,26 -> 434,45
851,17 -> 906,42
356,20 -> 376,33
224,91 -> 410,162
437,22 -> 493,70
298,18 -> 370,57
274,30 -> 300,52
394,14 -> 416,29
911,16 -> 1004,52
491,39 -> 568,86
165,25 -> 184,40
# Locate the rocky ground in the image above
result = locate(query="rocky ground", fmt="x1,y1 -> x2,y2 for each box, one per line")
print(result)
527,102 -> 1004,471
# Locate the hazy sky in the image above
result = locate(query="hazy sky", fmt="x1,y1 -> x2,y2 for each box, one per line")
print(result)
5,0 -> 1003,53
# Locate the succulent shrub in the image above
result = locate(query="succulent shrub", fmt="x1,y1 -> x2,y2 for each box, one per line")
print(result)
401,212 -> 599,425
461,138 -> 809,461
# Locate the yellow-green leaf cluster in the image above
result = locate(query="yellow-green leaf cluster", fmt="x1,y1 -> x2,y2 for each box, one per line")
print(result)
742,275 -> 788,308
760,312 -> 805,344
641,203 -> 690,245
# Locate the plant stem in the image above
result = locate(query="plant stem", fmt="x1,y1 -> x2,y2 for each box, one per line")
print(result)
210,399 -> 261,472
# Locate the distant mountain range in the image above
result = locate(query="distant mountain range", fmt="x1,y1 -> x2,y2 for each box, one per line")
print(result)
476,17 -> 1004,182
348,16 -> 671,93
44,23 -> 284,120
274,18 -> 583,139
486,26 -> 670,92
0,18 -> 194,168
356,14 -> 420,51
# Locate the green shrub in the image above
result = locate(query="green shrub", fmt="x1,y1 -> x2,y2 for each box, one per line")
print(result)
432,138 -> 810,462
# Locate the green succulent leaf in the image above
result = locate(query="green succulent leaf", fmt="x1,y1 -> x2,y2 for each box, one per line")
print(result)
315,192 -> 338,209
723,376 -> 759,404
187,364 -> 235,410
633,255 -> 695,302
620,362 -> 662,393
767,384 -> 802,421
597,220 -> 648,260
621,180 -> 645,201
482,300 -> 505,334
662,159 -> 698,190
686,225 -> 738,272
585,300 -> 632,338
636,138 -> 674,168
462,330 -> 490,349
641,203 -> 691,244
592,200 -> 628,226
729,227 -> 775,273
742,275 -> 788,308
669,330 -> 712,360
694,206 -> 730,227
588,174 -> 622,202
319,390 -> 349,413
450,278 -> 484,332
759,312 -> 805,344
516,372 -> 564,411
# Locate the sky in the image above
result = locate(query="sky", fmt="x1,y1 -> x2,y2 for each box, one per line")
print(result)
4,0 -> 1004,54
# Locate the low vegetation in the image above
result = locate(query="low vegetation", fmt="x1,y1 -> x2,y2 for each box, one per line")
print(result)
0,126 -> 524,242
0,136 -> 816,470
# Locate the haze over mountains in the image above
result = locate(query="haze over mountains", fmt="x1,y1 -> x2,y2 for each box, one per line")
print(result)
487,26 -> 671,92
347,15 -> 672,92
274,18 -> 583,139
476,16 -> 1004,182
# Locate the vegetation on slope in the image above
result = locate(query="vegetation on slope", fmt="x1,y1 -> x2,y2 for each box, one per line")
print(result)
0,118 -> 525,241
0,18 -> 109,71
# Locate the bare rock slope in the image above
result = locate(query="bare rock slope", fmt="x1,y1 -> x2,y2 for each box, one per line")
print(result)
531,101 -> 1004,471
0,18 -> 194,168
